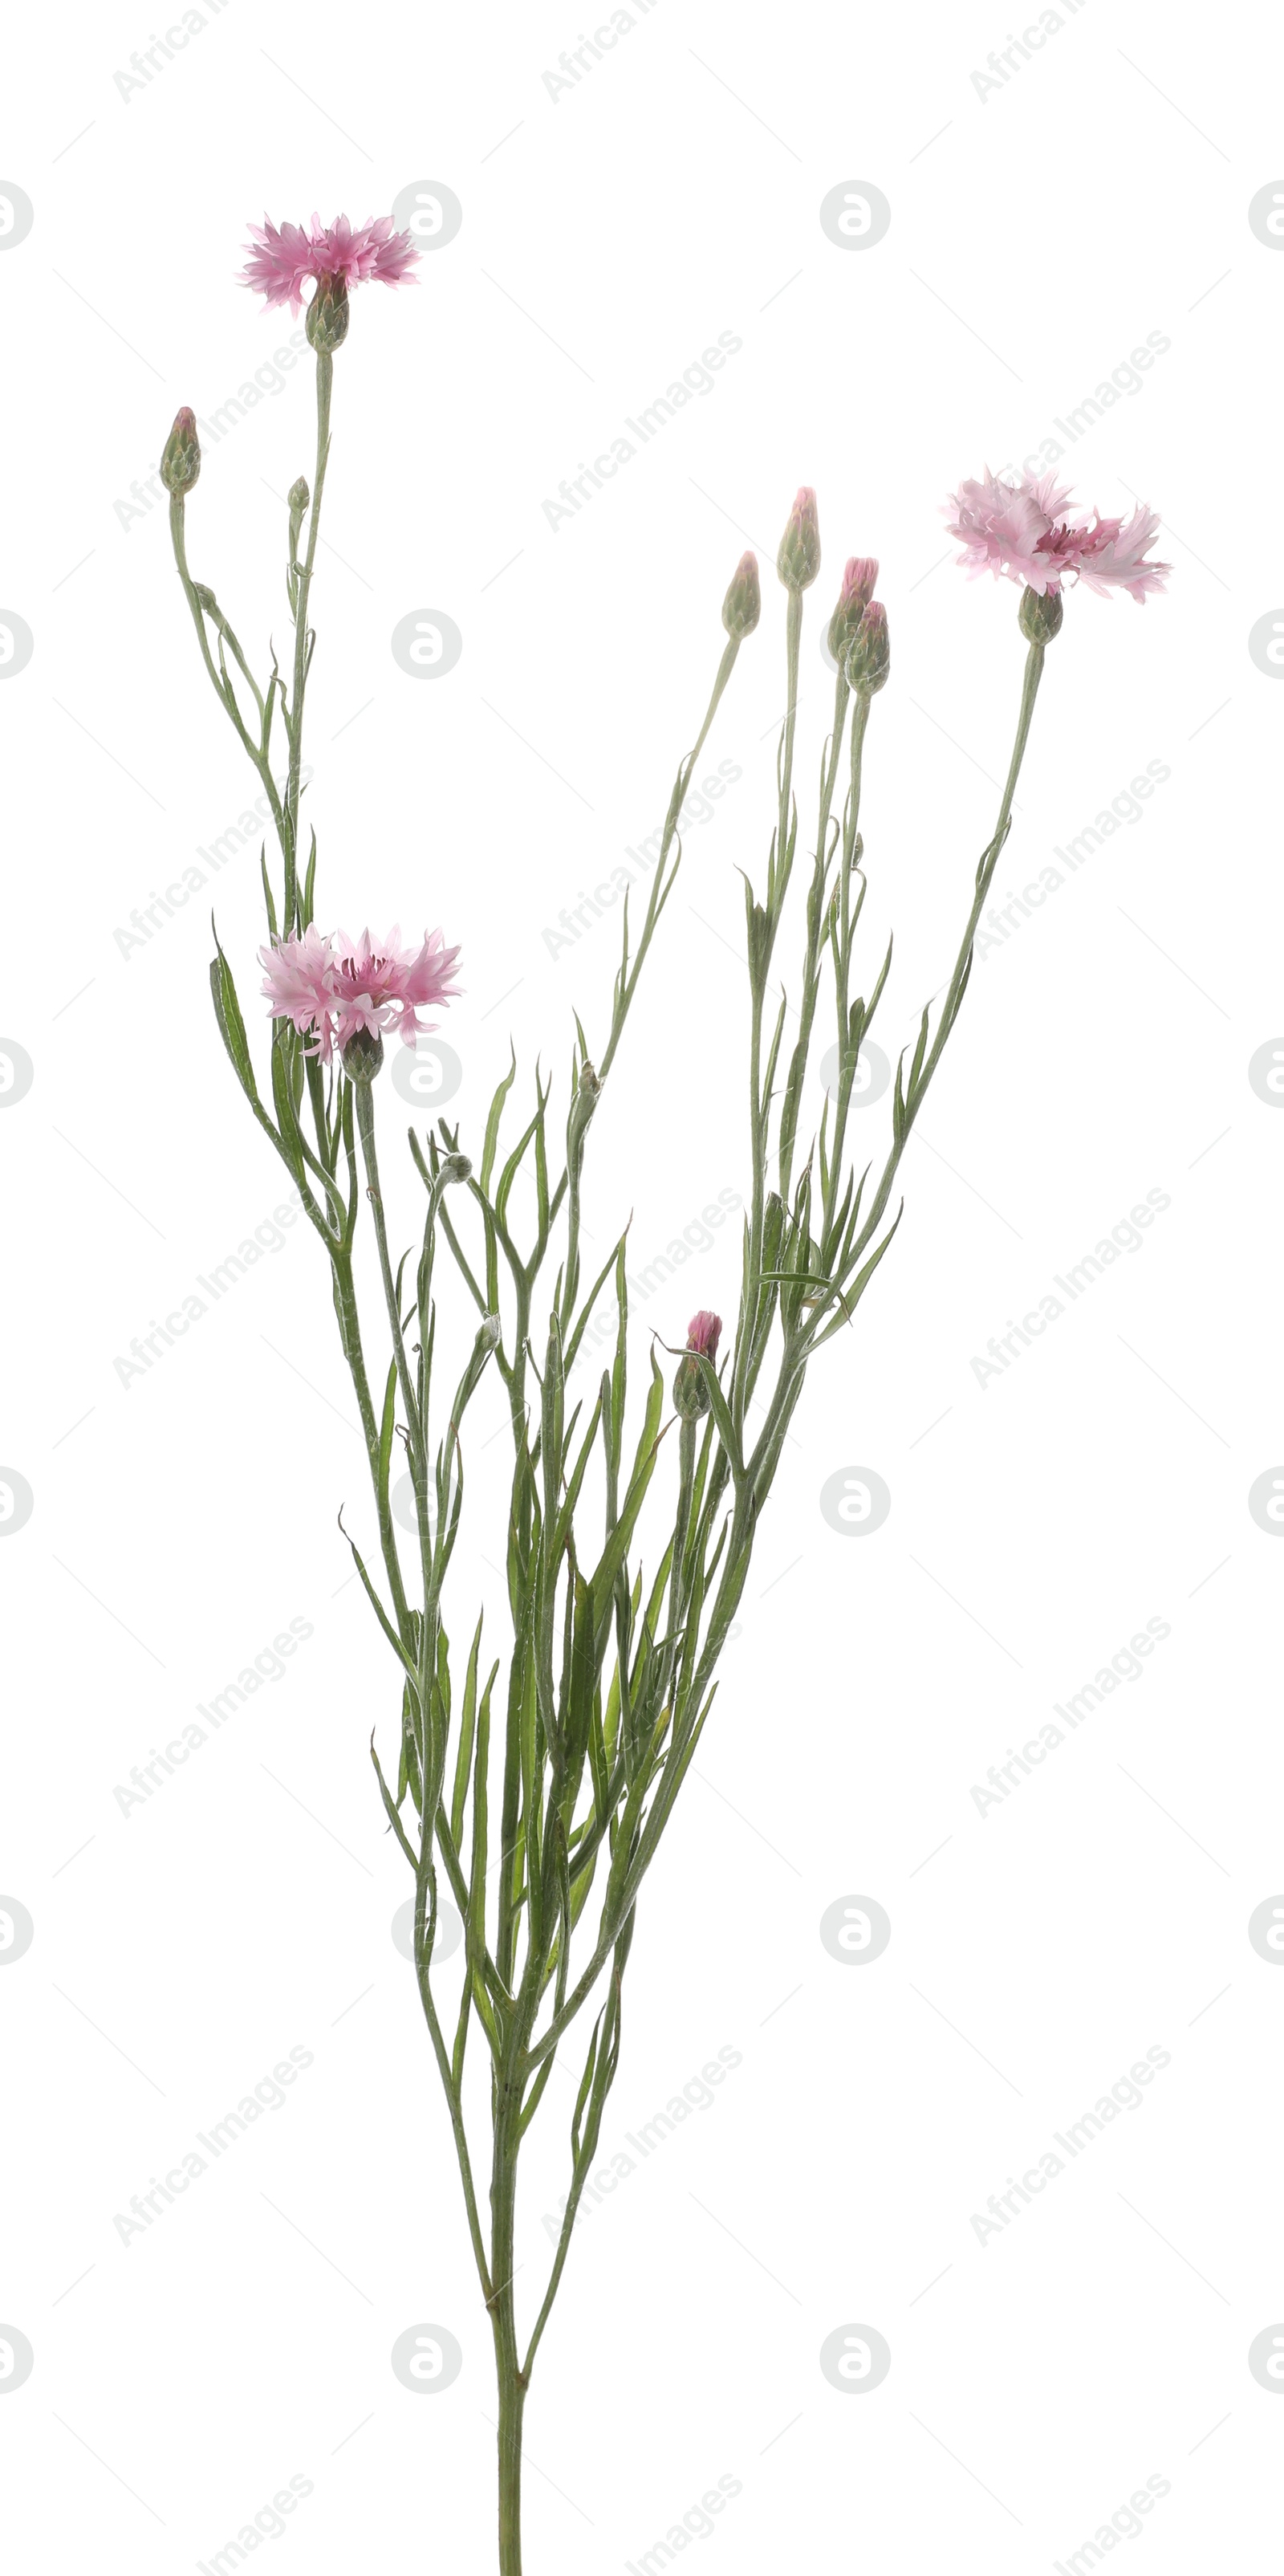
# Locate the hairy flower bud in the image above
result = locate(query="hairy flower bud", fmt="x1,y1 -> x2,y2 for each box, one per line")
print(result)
776,487 -> 821,592
480,1312 -> 502,1352
579,1060 -> 602,1099
672,1310 -> 722,1420
827,557 -> 878,666
721,551 -> 761,640
306,274 -> 350,352
340,1026 -> 384,1081
1018,584 -> 1063,645
288,475 -> 310,544
440,1151 -> 472,1186
845,600 -> 890,696
160,406 -> 201,497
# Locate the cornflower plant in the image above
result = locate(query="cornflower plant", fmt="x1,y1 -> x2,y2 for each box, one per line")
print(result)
161,215 -> 1168,2574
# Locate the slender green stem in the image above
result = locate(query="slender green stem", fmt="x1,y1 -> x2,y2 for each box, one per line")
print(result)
778,668 -> 849,1203
284,348 -> 334,929
731,586 -> 801,1439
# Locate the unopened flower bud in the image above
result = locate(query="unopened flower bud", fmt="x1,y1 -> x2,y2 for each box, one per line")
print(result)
776,488 -> 821,592
288,475 -> 310,541
672,1309 -> 722,1420
579,1060 -> 602,1099
341,1026 -> 384,1081
722,551 -> 761,640
480,1313 -> 502,1352
827,557 -> 878,666
160,406 -> 201,497
845,600 -> 890,696
440,1151 -> 472,1186
1018,584 -> 1063,645
306,274 -> 350,352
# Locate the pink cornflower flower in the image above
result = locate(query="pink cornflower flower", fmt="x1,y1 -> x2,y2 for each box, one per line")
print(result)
945,469 -> 1169,603
258,924 -> 337,1054
328,926 -> 461,1055
242,213 -> 420,314
259,926 -> 460,1066
686,1311 -> 722,1361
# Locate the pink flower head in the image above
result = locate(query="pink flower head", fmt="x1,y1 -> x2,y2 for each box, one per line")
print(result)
827,556 -> 880,665
778,486 -> 822,591
839,556 -> 879,616
259,925 -> 461,1066
242,212 -> 420,314
686,1310 -> 722,1361
945,468 -> 1169,604
329,926 -> 461,1055
258,924 -> 337,1053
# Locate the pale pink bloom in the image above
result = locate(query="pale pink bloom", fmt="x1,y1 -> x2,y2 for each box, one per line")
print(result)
242,212 -> 420,313
259,925 -> 460,1064
329,926 -> 461,1054
945,468 -> 1169,603
259,925 -> 339,1056
1070,503 -> 1170,601
686,1310 -> 722,1361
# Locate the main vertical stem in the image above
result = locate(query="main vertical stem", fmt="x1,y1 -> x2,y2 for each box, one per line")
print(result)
495,2347 -> 526,2576
491,2088 -> 526,2574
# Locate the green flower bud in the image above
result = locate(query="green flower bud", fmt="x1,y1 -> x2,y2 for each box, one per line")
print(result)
1018,584 -> 1063,645
288,475 -> 310,544
672,1311 -> 721,1420
160,406 -> 201,497
845,600 -> 890,696
721,551 -> 761,640
306,275 -> 350,353
776,487 -> 820,592
827,557 -> 878,667
341,1026 -> 384,1082
440,1151 -> 472,1186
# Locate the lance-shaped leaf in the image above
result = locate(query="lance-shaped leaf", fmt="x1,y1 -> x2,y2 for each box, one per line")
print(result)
209,930 -> 260,1105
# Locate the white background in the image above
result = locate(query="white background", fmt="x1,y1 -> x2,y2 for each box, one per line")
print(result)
3,2 -> 1284,2569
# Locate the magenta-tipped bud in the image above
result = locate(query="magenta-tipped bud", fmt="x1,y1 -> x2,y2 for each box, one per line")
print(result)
844,600 -> 890,696
160,406 -> 201,497
776,487 -> 821,592
672,1309 -> 722,1420
722,551 -> 761,641
827,557 -> 879,666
